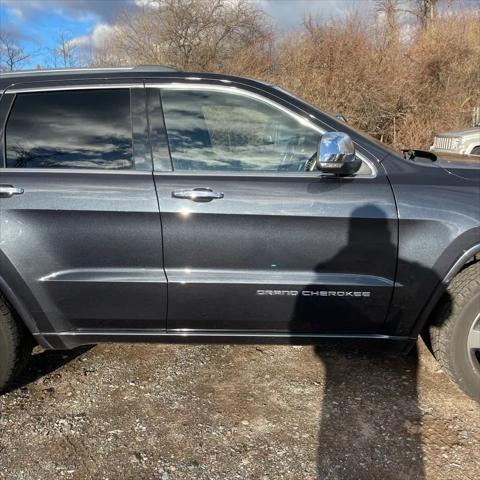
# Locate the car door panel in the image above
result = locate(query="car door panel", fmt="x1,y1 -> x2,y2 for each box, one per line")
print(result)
146,84 -> 398,335
0,171 -> 166,332
154,172 -> 397,334
0,85 -> 167,334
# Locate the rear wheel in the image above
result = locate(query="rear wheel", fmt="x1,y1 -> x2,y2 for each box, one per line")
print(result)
470,146 -> 480,155
0,294 -> 33,393
429,263 -> 480,401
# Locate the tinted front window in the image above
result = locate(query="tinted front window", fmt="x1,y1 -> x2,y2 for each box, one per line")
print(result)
161,89 -> 320,172
6,89 -> 133,169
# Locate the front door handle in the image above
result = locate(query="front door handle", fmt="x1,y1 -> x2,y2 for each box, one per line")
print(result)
172,187 -> 224,202
0,185 -> 24,198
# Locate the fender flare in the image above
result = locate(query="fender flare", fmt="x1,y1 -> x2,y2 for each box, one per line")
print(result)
0,265 -> 55,348
0,275 -> 39,335
443,244 -> 480,283
411,244 -> 480,337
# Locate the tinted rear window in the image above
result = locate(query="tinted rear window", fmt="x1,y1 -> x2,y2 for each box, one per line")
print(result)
5,89 -> 133,169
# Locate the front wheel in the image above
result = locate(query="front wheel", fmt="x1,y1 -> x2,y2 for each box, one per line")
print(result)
0,294 -> 33,392
428,262 -> 480,401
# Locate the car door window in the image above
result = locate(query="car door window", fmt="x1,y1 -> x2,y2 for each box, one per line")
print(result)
160,89 -> 321,172
5,89 -> 134,170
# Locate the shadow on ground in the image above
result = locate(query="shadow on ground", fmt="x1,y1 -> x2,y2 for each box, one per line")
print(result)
313,340 -> 424,480
2,345 -> 93,395
290,204 -> 452,479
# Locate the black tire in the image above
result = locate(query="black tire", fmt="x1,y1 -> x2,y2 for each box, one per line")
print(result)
428,262 -> 480,401
0,294 -> 33,393
470,146 -> 480,156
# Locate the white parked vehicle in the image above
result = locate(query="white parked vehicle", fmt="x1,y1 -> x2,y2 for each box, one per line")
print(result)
431,126 -> 480,156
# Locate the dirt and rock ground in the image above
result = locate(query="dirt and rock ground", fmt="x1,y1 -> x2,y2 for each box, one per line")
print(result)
0,339 -> 478,479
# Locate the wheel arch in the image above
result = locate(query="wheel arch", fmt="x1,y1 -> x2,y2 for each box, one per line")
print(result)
412,243 -> 480,338
466,144 -> 480,155
0,253 -> 54,348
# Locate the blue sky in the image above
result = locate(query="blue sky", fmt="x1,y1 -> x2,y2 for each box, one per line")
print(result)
1,0 -> 477,69
1,0 -> 104,68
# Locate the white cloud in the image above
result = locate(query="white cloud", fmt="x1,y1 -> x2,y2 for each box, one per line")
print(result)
90,23 -> 117,49
65,35 -> 89,49
134,0 -> 160,7
67,23 -> 116,52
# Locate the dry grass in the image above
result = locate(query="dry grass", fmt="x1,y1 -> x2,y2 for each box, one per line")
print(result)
247,13 -> 480,150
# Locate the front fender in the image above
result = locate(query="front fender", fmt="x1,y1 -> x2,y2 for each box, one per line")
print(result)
382,153 -> 480,337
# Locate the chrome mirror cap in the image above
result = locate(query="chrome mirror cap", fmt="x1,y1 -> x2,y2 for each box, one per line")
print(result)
317,132 -> 361,176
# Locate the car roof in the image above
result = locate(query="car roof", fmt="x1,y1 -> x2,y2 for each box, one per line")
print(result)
0,65 -> 172,90
0,65 -> 177,78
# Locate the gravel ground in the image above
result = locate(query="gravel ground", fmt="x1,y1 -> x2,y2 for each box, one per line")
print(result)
0,339 -> 478,480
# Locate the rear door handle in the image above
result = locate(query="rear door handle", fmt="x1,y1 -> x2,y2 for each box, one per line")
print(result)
0,185 -> 24,198
172,187 -> 224,202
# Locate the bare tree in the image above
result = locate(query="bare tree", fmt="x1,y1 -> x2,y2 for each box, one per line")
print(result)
376,0 -> 401,46
51,31 -> 81,68
0,33 -> 31,71
91,0 -> 272,71
416,0 -> 439,27
404,0 -> 439,29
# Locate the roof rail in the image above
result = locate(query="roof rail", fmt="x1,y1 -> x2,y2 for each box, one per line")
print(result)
0,67 -> 135,77
132,64 -> 178,72
0,65 -> 179,77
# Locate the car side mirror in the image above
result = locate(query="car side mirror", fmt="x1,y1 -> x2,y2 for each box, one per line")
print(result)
317,132 -> 362,176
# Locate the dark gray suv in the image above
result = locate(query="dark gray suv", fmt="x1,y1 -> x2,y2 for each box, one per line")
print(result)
0,66 -> 479,400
